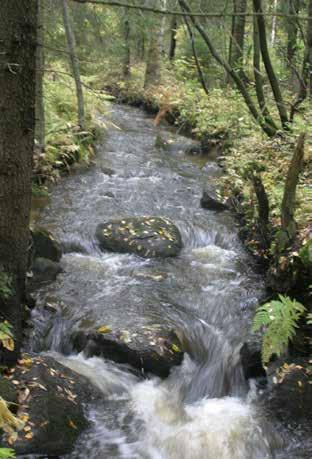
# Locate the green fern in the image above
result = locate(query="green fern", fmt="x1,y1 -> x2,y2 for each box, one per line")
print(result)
252,295 -> 306,366
0,448 -> 15,459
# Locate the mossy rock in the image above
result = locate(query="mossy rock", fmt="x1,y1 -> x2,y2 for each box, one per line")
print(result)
32,227 -> 62,262
299,239 -> 312,271
95,217 -> 182,258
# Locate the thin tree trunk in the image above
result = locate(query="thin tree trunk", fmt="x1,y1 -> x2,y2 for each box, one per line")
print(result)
183,15 -> 208,95
35,0 -> 45,152
271,0 -> 278,46
178,0 -> 277,138
228,0 -> 248,82
253,0 -> 289,130
287,0 -> 300,68
290,0 -> 312,120
62,0 -> 85,129
169,15 -> 177,60
122,8 -> 131,78
0,0 -> 38,366
253,16 -> 278,130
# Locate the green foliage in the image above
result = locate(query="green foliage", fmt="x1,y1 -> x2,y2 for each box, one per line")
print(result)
252,295 -> 306,366
0,270 -> 12,301
0,448 -> 15,459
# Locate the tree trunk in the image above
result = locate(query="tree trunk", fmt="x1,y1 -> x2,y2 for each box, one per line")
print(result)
122,8 -> 131,78
281,133 -> 305,241
253,0 -> 289,130
0,0 -> 38,366
286,0 -> 300,68
144,2 -> 162,89
35,0 -> 45,152
183,15 -> 208,94
290,0 -> 312,120
250,174 -> 270,248
271,0 -> 278,46
169,15 -> 177,60
253,16 -> 278,130
62,0 -> 85,129
228,0 -> 247,82
178,0 -> 277,138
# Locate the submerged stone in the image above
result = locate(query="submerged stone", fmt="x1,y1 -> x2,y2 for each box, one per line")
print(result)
72,326 -> 184,378
95,216 -> 182,258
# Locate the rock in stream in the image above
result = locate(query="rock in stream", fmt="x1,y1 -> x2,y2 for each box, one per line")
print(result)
1,355 -> 100,457
72,325 -> 184,378
96,216 -> 182,258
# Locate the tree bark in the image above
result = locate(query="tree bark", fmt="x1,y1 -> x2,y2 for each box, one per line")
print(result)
35,0 -> 45,152
169,15 -> 177,60
250,174 -> 270,247
286,0 -> 300,68
183,15 -> 208,94
178,0 -> 277,138
144,1 -> 162,89
0,0 -> 38,365
228,0 -> 247,82
122,7 -> 131,78
253,16 -> 278,130
281,133 -> 305,242
271,0 -> 278,46
253,0 -> 289,130
290,0 -> 312,120
62,0 -> 85,129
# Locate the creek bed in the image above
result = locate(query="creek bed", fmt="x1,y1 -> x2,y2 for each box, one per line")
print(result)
27,104 -> 307,458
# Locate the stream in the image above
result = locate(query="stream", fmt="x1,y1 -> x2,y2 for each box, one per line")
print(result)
28,104 -> 299,458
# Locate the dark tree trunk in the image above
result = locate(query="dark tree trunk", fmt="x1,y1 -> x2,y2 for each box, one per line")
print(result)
253,0 -> 289,129
0,0 -> 38,366
35,0 -> 45,152
228,0 -> 248,82
62,0 -> 85,129
169,15 -> 177,61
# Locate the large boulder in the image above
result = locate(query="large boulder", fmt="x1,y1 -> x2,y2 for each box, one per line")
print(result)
31,227 -> 62,262
95,217 -> 182,258
72,325 -> 184,378
2,355 -> 100,457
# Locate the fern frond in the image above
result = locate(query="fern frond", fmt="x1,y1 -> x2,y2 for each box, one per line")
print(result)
252,295 -> 306,366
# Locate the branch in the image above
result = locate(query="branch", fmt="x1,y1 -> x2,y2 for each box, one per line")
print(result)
70,0 -> 312,20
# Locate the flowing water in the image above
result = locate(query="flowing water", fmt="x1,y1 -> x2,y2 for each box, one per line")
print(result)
28,105 -> 299,458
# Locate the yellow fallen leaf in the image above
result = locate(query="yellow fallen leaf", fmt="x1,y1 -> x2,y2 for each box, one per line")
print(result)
25,432 -> 33,440
68,419 -> 77,429
97,325 -> 111,334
